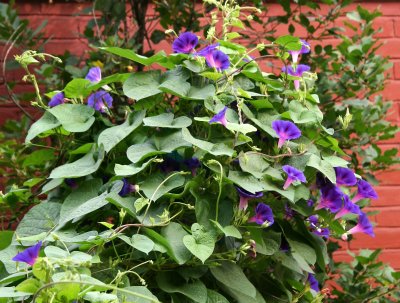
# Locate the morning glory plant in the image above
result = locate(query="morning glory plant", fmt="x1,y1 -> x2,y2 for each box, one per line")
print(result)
1,1 -> 384,302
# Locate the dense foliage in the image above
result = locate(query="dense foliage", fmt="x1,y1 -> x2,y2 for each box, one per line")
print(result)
1,1 -> 399,302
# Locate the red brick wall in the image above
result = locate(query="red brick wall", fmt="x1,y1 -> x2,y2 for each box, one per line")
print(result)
3,1 -> 400,268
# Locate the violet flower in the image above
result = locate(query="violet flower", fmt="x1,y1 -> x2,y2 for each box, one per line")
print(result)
334,167 -> 357,186
12,241 -> 42,266
172,32 -> 198,54
48,92 -> 65,107
249,203 -> 274,226
209,106 -> 228,127
87,90 -> 113,113
353,179 -> 378,202
272,120 -> 301,148
334,194 -> 361,219
288,39 -> 310,63
282,165 -> 306,189
284,203 -> 295,219
313,227 -> 330,239
85,67 -> 102,83
235,186 -> 263,210
184,157 -> 201,176
307,273 -> 320,292
118,178 -> 137,197
343,212 -> 375,239
316,185 -> 344,213
196,43 -> 230,71
282,64 -> 311,90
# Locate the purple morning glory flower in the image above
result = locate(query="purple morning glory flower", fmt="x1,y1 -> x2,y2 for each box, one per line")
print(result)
314,227 -> 330,238
235,186 -> 263,210
205,50 -> 230,71
209,106 -> 228,127
343,212 -> 375,239
334,194 -> 361,219
249,203 -> 274,226
307,273 -> 320,292
307,215 -> 319,225
334,167 -> 357,186
196,43 -> 230,71
288,40 -> 310,63
172,32 -> 198,54
48,92 -> 65,107
272,120 -> 301,148
12,241 -> 42,266
184,157 -> 201,176
118,178 -> 137,197
195,43 -> 219,57
87,90 -> 113,113
316,185 -> 344,213
353,179 -> 378,202
284,203 -> 295,219
282,64 -> 311,90
282,165 -> 306,189
85,67 -> 102,83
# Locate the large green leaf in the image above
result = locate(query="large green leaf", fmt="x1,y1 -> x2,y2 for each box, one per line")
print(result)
63,78 -> 92,98
227,171 -> 264,193
118,286 -> 160,303
58,179 -> 103,224
130,234 -> 154,254
161,223 -> 192,264
101,47 -> 168,67
183,223 -> 215,264
127,131 -> 190,163
114,158 -> 155,176
239,152 -> 270,178
141,173 -> 185,201
123,71 -> 162,101
156,272 -> 207,303
48,104 -> 95,133
182,128 -> 234,156
206,290 -> 230,303
25,111 -> 60,143
144,222 -> 192,265
306,154 -> 336,183
98,111 -> 145,152
143,113 -> 192,129
0,287 -> 31,298
15,202 -> 61,238
274,35 -> 301,51
49,145 -> 104,178
159,68 -> 191,97
210,261 -> 257,298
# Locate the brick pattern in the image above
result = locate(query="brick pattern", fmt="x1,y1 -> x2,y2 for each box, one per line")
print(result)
2,1 -> 400,269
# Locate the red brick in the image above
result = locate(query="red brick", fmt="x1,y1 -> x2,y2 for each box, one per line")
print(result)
378,39 -> 400,58
375,166 -> 400,185
337,16 -> 395,39
375,207 -> 400,227
350,228 -> 400,249
44,39 -> 88,57
394,20 -> 400,37
377,249 -> 400,269
376,187 -> 398,200
394,60 -> 400,79
332,250 -> 353,263
381,80 -> 400,100
39,2 -> 92,16
27,16 -> 91,39
385,102 -> 399,122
